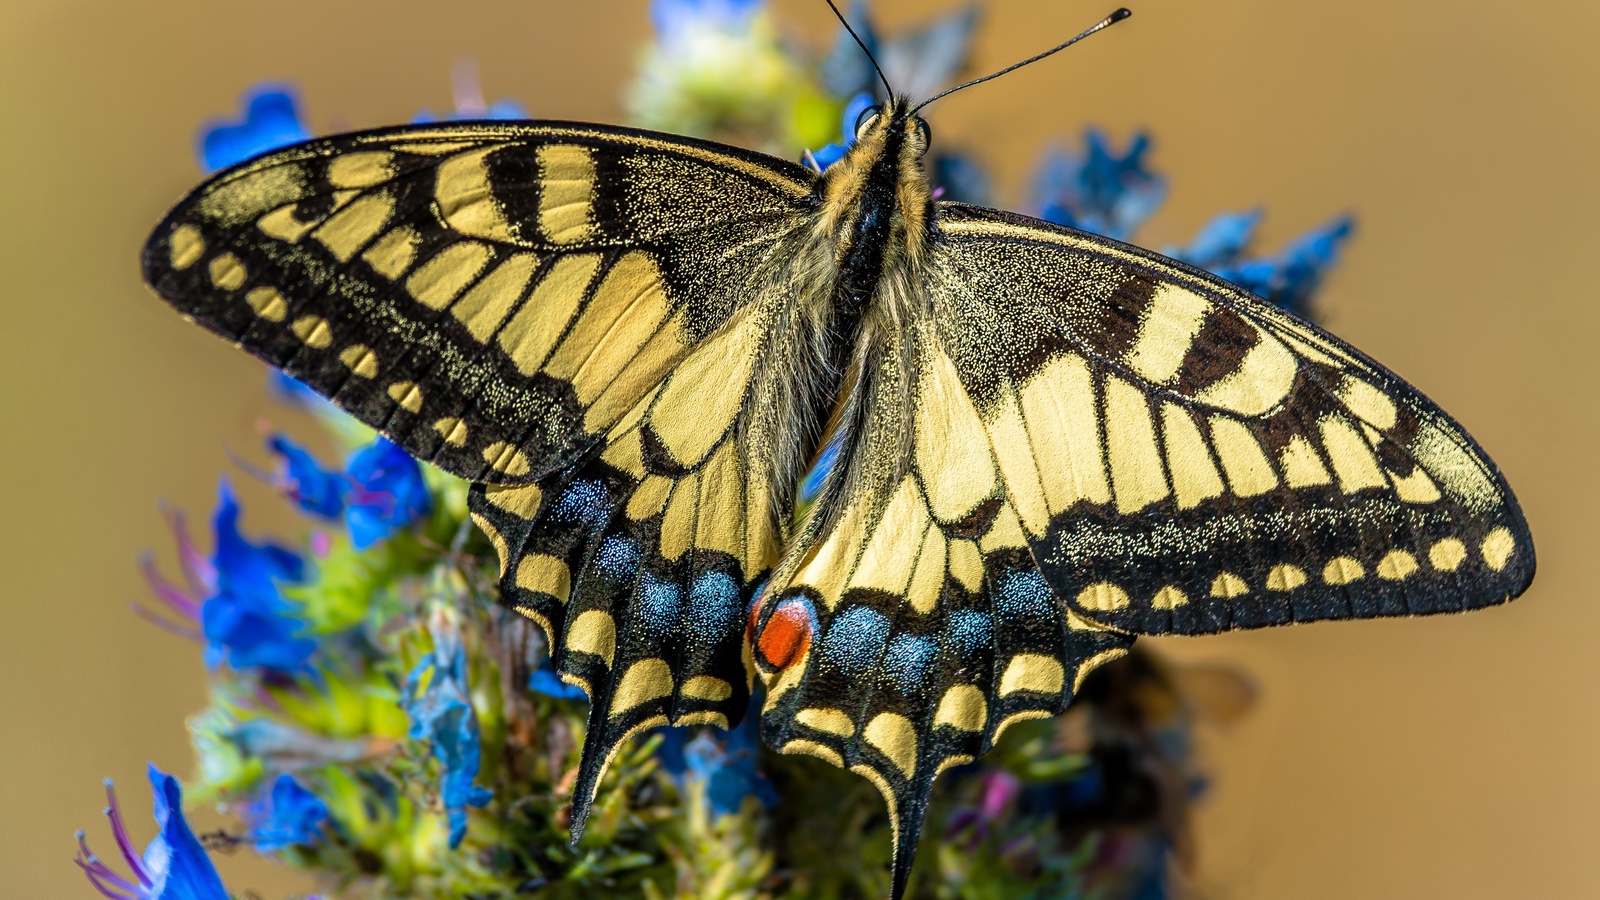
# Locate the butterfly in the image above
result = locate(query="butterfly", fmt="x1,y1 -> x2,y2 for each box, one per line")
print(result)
141,37 -> 1533,898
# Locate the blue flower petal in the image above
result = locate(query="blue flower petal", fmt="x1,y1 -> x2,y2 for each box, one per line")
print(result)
246,774 -> 328,851
267,435 -> 347,519
212,481 -> 304,604
810,142 -> 849,169
202,482 -> 314,672
1214,216 -> 1355,315
200,594 -> 316,672
1165,210 -> 1263,271
402,627 -> 492,848
1033,129 -> 1167,241
143,765 -> 230,900
528,663 -> 588,701
344,437 -> 430,549
662,694 -> 777,817
199,85 -> 309,173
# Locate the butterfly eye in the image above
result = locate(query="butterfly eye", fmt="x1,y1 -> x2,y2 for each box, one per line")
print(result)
913,118 -> 932,148
854,105 -> 883,139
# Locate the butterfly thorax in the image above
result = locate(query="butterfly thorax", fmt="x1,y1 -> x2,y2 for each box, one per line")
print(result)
810,97 -> 934,316
751,100 -> 941,584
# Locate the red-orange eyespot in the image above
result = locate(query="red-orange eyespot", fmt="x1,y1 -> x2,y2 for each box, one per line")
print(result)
756,599 -> 815,670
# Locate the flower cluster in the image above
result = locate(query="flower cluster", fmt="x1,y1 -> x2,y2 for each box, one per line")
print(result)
83,1 -> 1340,896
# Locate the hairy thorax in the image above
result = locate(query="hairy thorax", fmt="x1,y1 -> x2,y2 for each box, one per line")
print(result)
747,102 -> 941,570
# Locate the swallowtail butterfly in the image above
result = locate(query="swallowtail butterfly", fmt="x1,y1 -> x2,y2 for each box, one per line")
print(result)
142,13 -> 1533,894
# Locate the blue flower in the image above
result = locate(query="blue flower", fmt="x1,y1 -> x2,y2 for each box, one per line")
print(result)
260,433 -> 429,547
413,60 -> 527,123
1165,209 -> 1263,271
1034,129 -> 1167,241
819,1 -> 979,102
1213,216 -> 1355,316
200,593 -> 315,673
810,92 -> 876,170
650,0 -> 763,41
656,698 -> 777,817
1166,210 -> 1354,314
212,481 -> 304,603
528,660 -> 588,701
245,774 -> 328,851
201,482 -> 315,672
344,437 -> 431,549
402,621 -> 492,847
198,85 -> 309,173
74,765 -> 230,900
267,435 -> 346,520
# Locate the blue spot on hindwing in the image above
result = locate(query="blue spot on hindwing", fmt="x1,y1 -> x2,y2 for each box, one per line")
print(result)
882,634 -> 937,693
550,479 -> 611,526
820,606 -> 891,678
688,571 -> 742,646
595,536 -> 641,579
993,569 -> 1052,622
639,574 -> 683,633
946,609 -> 992,659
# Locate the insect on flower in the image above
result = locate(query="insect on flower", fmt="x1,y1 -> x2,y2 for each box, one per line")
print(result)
139,4 -> 1534,896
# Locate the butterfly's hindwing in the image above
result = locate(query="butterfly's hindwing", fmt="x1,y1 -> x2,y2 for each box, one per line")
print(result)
933,204 -> 1534,635
462,269 -> 813,834
142,122 -> 811,483
754,314 -> 1134,891
469,391 -> 780,833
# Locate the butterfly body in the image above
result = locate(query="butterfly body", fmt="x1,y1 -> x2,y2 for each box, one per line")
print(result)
143,95 -> 1532,898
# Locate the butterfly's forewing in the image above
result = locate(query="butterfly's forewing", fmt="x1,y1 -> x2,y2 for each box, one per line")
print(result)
142,122 -> 811,483
143,122 -> 812,834
932,203 -> 1534,634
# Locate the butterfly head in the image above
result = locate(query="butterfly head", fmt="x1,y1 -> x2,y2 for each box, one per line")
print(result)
848,96 -> 933,160
815,96 -> 935,270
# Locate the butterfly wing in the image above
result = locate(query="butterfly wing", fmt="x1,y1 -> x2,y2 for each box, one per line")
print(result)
752,301 -> 1135,897
143,121 -> 813,835
142,121 -> 812,483
931,203 -> 1534,634
752,201 -> 1533,895
467,294 -> 791,835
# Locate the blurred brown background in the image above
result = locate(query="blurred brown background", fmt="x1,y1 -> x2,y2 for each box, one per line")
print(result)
2,0 -> 1594,896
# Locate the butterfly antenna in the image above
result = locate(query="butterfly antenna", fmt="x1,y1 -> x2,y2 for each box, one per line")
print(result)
824,0 -> 894,98
912,7 -> 1131,114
